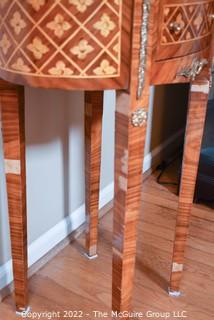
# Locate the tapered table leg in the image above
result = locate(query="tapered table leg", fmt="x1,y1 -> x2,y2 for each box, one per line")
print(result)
111,0 -> 152,312
85,91 -> 103,259
0,80 -> 28,313
169,80 -> 210,296
112,89 -> 149,313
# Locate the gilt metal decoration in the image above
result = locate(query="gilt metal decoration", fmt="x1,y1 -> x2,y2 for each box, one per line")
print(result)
137,0 -> 150,99
177,59 -> 208,81
131,108 -> 148,127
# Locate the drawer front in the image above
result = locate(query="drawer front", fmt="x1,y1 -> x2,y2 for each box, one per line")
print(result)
0,0 -> 132,90
151,47 -> 210,85
156,0 -> 214,61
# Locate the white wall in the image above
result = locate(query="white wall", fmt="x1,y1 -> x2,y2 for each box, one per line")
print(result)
0,89 -> 117,267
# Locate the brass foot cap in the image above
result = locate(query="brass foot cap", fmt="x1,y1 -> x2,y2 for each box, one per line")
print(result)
168,289 -> 182,297
84,253 -> 98,260
16,306 -> 31,317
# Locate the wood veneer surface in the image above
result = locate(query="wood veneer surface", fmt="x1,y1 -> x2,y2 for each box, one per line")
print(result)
0,0 -> 214,315
170,80 -> 210,292
85,91 -> 103,257
0,0 -> 132,90
156,0 -> 214,60
0,81 -> 28,312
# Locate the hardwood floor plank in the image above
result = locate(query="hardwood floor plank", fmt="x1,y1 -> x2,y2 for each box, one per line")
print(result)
0,169 -> 213,319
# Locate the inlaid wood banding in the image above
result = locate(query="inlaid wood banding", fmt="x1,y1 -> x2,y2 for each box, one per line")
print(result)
4,159 -> 21,175
191,83 -> 210,94
172,262 -> 184,273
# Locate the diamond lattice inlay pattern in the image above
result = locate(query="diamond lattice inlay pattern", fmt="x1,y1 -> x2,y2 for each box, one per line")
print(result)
0,0 -> 122,79
162,1 -> 214,44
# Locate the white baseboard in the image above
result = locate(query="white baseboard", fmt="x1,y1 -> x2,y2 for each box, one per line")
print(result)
0,128 -> 183,292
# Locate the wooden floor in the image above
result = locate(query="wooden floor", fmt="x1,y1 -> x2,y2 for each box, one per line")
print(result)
1,167 -> 214,319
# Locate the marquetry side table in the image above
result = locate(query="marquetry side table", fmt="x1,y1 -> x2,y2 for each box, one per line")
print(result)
0,0 -> 214,318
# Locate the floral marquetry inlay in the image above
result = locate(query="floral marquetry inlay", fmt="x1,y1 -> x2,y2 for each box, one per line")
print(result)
11,58 -> 31,73
0,34 -> 11,55
69,0 -> 94,13
93,60 -> 116,75
27,37 -> 49,59
46,15 -> 71,38
10,12 -> 27,35
48,61 -> 74,76
27,0 -> 46,11
93,14 -> 116,37
70,40 -> 94,60
0,0 -> 122,79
